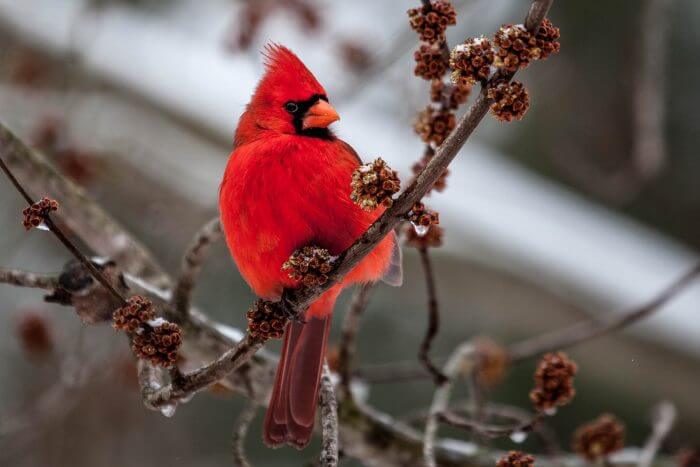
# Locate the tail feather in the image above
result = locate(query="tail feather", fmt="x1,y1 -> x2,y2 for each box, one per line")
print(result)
263,305 -> 332,449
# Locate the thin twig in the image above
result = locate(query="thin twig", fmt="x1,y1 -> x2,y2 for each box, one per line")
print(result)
423,342 -> 475,467
509,262 -> 700,361
0,156 -> 127,306
170,217 -> 222,320
141,334 -> 263,408
437,410 -> 541,439
337,282 -> 374,398
418,246 -> 447,384
319,362 -> 339,467
638,401 -> 676,467
232,401 -> 257,467
0,268 -> 58,290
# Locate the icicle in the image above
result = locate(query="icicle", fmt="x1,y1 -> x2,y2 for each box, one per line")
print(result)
36,223 -> 50,231
159,403 -> 177,418
412,222 -> 429,236
509,431 -> 527,444
544,407 -> 557,416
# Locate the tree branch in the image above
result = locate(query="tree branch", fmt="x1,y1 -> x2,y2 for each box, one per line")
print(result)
319,363 -> 339,467
337,282 -> 374,398
232,401 -> 257,467
418,246 -> 447,384
0,268 -> 58,290
638,401 -> 676,467
508,262 -> 700,361
170,217 -> 222,320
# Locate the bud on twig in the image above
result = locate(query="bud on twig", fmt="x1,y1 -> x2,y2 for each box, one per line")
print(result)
350,158 -> 400,211
414,107 -> 456,146
407,1 -> 457,44
22,197 -> 58,230
450,37 -> 495,87
414,44 -> 449,80
529,351 -> 577,412
497,451 -> 535,467
247,299 -> 288,341
282,246 -> 335,288
572,414 -> 625,461
487,81 -> 530,122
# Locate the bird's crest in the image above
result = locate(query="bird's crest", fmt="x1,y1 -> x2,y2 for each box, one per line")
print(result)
256,44 -> 326,101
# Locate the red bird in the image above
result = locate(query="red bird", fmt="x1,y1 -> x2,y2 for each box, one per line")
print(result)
219,45 -> 402,448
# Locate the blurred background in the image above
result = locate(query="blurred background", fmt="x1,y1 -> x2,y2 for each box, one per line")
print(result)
0,0 -> 698,465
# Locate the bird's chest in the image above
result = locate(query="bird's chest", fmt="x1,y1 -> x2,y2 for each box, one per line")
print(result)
220,139 -> 361,295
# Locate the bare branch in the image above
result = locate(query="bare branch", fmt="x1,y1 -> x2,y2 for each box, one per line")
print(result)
337,282 -> 374,398
170,217 -> 222,320
319,363 -> 339,467
0,268 -> 58,290
509,262 -> 700,361
141,334 -> 263,409
418,246 -> 447,384
232,401 -> 257,467
638,401 -> 677,467
423,342 -> 475,467
438,410 -> 541,439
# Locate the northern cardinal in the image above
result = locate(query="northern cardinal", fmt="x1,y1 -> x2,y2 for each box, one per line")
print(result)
219,45 -> 402,448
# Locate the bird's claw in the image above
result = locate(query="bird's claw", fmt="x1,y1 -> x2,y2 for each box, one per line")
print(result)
280,293 -> 306,324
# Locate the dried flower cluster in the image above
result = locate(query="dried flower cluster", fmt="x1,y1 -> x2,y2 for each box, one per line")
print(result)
16,311 -> 53,357
407,0 -> 456,44
113,295 -> 182,368
404,223 -> 444,249
497,451 -> 535,467
407,202 -> 440,228
282,246 -> 334,288
414,44 -> 448,80
529,351 -> 577,412
572,414 -> 625,461
449,37 -> 495,87
412,147 -> 449,192
430,79 -> 471,110
487,81 -> 530,122
113,295 -> 156,332
246,299 -> 288,341
22,197 -> 58,230
493,19 -> 560,72
132,322 -> 182,368
474,337 -> 510,388
350,158 -> 400,211
414,106 -> 456,146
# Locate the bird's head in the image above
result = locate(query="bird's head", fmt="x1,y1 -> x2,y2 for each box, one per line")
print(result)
240,44 -> 339,141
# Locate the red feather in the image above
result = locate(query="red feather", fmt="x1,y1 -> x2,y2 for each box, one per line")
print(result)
219,45 -> 398,448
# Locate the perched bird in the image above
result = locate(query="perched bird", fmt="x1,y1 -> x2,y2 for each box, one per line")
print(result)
219,45 -> 402,448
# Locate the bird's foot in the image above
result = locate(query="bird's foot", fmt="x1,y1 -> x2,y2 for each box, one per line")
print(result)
279,291 -> 306,324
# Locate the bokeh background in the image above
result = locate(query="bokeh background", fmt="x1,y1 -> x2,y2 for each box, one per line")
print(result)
0,0 -> 699,465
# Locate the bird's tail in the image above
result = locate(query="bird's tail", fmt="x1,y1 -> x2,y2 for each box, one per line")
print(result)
263,293 -> 335,449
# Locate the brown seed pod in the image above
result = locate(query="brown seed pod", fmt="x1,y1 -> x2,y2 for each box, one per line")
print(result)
407,0 -> 457,44
474,337 -> 510,389
531,18 -> 561,60
414,106 -> 456,146
113,295 -> 156,333
493,24 -> 537,73
412,146 -> 449,192
350,158 -> 400,211
404,223 -> 444,249
572,414 -> 625,461
529,351 -> 577,412
430,80 -> 471,110
22,197 -> 59,230
132,321 -> 183,368
449,36 -> 495,87
414,44 -> 449,80
246,299 -> 289,341
497,450 -> 535,467
487,80 -> 530,122
406,202 -> 440,228
282,246 -> 335,288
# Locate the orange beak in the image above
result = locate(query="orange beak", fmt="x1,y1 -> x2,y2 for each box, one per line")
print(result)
302,100 -> 340,130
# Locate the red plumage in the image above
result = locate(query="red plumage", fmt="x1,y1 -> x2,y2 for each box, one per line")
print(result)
219,45 -> 401,449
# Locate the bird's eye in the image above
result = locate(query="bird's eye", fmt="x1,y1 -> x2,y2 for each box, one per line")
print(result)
285,102 -> 299,113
